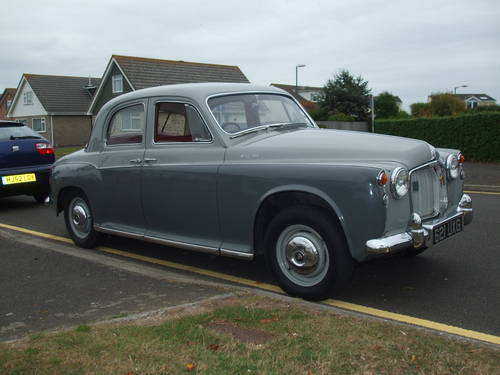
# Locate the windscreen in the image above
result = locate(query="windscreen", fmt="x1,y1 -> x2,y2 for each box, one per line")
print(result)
208,94 -> 313,134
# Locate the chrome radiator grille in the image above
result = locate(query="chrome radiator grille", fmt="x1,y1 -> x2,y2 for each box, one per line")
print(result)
410,164 -> 447,218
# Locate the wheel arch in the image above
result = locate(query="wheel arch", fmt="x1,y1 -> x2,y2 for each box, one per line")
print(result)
56,186 -> 86,215
253,185 -> 353,257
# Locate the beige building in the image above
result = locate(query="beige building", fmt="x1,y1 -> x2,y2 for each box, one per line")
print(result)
453,93 -> 497,109
7,74 -> 100,147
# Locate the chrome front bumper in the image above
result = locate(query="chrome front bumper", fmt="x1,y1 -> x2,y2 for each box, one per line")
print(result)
366,194 -> 473,255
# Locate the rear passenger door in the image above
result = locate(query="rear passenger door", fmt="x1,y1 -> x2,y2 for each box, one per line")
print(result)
97,101 -> 146,234
141,99 -> 224,250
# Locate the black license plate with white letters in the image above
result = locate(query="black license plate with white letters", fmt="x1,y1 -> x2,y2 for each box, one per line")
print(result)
433,215 -> 464,244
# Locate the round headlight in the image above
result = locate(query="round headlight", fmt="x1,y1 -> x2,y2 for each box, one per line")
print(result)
447,154 -> 459,179
390,167 -> 409,199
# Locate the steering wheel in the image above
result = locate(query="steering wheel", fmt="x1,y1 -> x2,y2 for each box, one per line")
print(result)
222,122 -> 244,133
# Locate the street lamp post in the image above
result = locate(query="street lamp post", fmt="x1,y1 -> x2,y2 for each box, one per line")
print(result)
295,64 -> 306,93
454,85 -> 468,94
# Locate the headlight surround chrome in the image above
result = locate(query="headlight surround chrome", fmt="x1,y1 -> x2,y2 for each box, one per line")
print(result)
446,154 -> 459,179
390,167 -> 409,199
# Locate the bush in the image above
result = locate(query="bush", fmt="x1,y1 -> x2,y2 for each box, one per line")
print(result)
327,113 -> 355,122
410,102 -> 432,117
308,107 -> 328,121
375,112 -> 500,162
428,93 -> 465,116
466,104 -> 500,113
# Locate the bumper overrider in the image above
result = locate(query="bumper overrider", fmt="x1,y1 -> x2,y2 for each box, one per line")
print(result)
366,194 -> 473,255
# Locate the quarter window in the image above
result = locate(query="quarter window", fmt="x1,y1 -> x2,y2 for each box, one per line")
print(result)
112,74 -> 123,93
32,118 -> 46,132
155,102 -> 211,143
107,104 -> 144,145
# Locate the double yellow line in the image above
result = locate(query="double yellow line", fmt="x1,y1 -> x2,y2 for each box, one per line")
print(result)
1,222 -> 499,345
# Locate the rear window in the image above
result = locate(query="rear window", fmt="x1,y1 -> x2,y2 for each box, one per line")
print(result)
0,124 -> 43,141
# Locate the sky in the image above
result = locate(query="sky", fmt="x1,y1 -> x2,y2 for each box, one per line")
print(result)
1,0 -> 499,111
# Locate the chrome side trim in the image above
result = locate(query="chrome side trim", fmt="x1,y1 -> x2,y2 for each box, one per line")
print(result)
94,225 -> 144,241
220,248 -> 254,260
93,225 -> 254,260
144,235 -> 218,255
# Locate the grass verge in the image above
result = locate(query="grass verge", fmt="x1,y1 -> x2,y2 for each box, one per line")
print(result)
1,294 -> 498,374
54,146 -> 82,160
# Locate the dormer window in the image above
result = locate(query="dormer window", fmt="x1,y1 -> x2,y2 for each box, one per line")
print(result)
112,74 -> 123,93
23,91 -> 33,105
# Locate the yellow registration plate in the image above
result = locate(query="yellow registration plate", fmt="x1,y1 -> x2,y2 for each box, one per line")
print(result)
1,173 -> 37,185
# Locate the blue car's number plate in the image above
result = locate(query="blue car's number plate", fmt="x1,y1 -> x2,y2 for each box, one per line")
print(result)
433,215 -> 464,244
1,173 -> 37,185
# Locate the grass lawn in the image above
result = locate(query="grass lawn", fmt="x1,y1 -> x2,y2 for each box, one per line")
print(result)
1,294 -> 498,374
54,146 -> 83,160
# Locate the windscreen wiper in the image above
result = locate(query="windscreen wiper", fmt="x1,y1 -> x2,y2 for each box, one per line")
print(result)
10,135 -> 42,140
230,122 -> 310,139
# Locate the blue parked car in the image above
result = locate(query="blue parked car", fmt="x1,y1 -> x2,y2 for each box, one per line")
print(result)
0,120 -> 55,203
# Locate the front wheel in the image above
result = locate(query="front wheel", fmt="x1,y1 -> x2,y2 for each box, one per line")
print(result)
265,206 -> 354,300
64,191 -> 103,248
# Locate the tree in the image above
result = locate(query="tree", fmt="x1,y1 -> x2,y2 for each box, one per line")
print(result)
319,69 -> 371,121
428,93 -> 465,116
410,102 -> 432,117
374,91 -> 400,119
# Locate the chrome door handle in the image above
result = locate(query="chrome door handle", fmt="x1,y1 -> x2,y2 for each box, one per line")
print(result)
143,158 -> 157,163
129,158 -> 142,164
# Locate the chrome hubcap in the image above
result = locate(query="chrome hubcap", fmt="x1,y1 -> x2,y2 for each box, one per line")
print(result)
69,197 -> 91,239
285,236 -> 319,273
276,224 -> 330,287
72,205 -> 88,231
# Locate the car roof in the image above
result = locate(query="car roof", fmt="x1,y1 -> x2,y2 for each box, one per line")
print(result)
99,82 -> 288,114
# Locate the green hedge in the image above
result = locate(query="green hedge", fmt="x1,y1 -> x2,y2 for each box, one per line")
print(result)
375,112 -> 500,162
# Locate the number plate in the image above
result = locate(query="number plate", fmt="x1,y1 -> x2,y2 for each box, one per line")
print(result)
1,173 -> 37,185
433,215 -> 464,244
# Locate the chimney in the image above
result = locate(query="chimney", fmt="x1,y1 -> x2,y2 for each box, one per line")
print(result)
83,76 -> 97,97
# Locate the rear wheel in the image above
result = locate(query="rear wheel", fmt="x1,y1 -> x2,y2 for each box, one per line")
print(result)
64,191 -> 103,248
265,206 -> 354,300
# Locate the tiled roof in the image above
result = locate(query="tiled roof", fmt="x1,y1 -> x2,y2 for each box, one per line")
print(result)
113,55 -> 249,89
454,93 -> 496,102
24,74 -> 101,113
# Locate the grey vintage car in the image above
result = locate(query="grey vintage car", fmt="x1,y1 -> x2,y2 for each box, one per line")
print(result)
51,83 -> 473,299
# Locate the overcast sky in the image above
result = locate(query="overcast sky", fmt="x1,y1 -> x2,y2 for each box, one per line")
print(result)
1,0 -> 499,110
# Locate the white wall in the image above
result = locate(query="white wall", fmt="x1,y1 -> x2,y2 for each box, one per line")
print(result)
8,79 -> 47,118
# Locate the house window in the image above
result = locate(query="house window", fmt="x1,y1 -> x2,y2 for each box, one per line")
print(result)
18,119 -> 27,125
6,99 -> 12,109
112,74 -> 123,93
467,100 -> 478,109
32,118 -> 46,132
23,91 -> 33,105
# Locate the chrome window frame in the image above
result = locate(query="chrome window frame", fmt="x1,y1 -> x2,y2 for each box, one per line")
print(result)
104,101 -> 146,148
151,100 -> 214,145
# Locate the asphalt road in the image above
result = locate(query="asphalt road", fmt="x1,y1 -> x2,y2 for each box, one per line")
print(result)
1,192 -> 499,338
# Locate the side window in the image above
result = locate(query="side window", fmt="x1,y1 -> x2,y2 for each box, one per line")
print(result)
107,104 -> 144,145
155,102 -> 211,143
